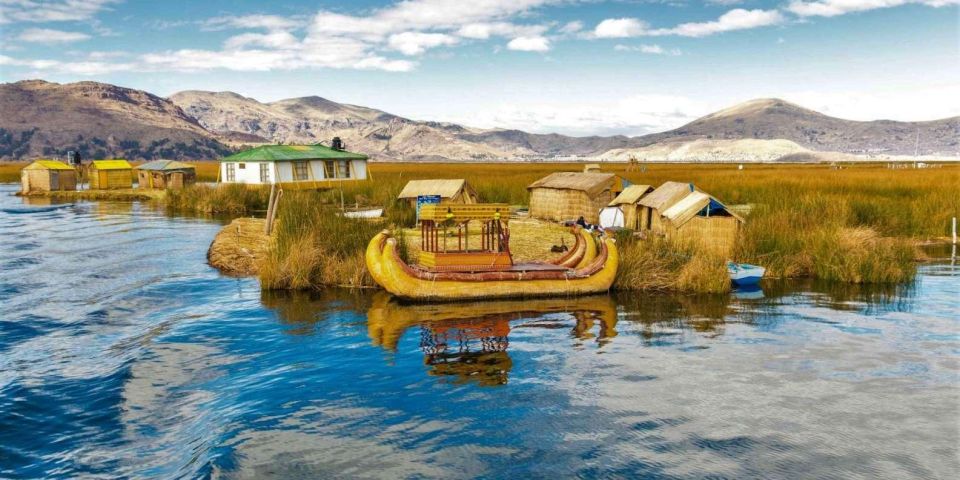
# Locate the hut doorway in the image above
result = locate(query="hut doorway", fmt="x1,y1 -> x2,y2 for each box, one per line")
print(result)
50,171 -> 59,190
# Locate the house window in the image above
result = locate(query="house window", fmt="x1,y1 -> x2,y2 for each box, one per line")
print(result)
324,160 -> 336,179
338,160 -> 351,179
239,163 -> 246,169
225,163 -> 236,182
293,161 -> 309,181
260,163 -> 270,183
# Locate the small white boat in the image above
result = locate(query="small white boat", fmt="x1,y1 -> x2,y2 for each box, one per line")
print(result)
342,208 -> 383,219
728,262 -> 765,286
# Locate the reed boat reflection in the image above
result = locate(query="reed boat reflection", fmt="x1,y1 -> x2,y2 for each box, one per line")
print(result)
367,293 -> 618,385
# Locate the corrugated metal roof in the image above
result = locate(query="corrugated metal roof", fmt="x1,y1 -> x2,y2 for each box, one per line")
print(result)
609,184 -> 653,206
136,160 -> 195,171
527,172 -> 617,197
24,160 -> 74,170
223,144 -> 368,162
397,179 -> 472,199
637,181 -> 693,210
92,160 -> 132,170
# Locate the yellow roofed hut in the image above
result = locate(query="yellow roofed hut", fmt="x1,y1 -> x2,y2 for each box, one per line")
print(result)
527,172 -> 623,224
397,179 -> 478,210
89,160 -> 133,190
20,160 -> 77,194
136,160 -> 196,189
607,184 -> 654,230
642,182 -> 744,253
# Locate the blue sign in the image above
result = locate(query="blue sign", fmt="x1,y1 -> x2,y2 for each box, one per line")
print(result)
415,195 -> 441,221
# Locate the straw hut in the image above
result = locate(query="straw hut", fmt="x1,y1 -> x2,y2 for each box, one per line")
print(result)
89,160 -> 133,189
608,184 -> 654,230
661,191 -> 744,251
20,160 -> 77,194
220,142 -> 368,189
527,172 -> 623,224
136,160 -> 196,189
636,181 -> 695,232
397,179 -> 478,208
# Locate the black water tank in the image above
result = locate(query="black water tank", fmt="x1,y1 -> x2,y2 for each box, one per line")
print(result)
331,137 -> 343,150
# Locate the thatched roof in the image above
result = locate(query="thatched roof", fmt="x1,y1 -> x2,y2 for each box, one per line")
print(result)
397,179 -> 474,199
661,191 -> 744,226
527,172 -> 616,197
609,184 -> 653,206
637,181 -> 694,210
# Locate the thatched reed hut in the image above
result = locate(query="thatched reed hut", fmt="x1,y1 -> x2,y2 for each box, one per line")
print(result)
527,172 -> 623,224
608,184 -> 654,230
136,160 -> 196,189
641,182 -> 744,252
20,160 -> 77,194
637,181 -> 695,232
397,179 -> 478,208
89,160 -> 133,190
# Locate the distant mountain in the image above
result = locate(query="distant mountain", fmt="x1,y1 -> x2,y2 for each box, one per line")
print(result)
625,98 -> 959,157
0,80 -> 231,160
1,80 -> 957,161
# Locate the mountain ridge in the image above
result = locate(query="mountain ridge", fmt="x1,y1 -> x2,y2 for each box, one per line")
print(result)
1,79 -> 957,161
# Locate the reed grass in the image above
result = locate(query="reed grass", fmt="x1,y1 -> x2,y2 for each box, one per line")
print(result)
165,184 -> 270,214
258,191 -> 387,290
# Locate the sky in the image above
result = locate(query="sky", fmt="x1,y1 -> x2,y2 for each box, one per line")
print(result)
0,0 -> 957,136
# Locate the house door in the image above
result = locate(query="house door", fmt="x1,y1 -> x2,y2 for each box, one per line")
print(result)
50,171 -> 59,190
171,173 -> 183,189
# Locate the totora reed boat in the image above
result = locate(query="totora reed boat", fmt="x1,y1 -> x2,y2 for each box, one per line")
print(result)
365,204 -> 618,301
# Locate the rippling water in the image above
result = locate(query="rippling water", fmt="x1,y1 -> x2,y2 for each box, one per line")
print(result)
1,184 -> 958,479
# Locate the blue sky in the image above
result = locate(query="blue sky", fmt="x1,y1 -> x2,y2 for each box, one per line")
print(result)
0,0 -> 957,136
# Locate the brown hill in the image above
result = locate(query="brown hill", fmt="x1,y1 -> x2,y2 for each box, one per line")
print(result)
635,98 -> 959,156
0,80 -> 230,160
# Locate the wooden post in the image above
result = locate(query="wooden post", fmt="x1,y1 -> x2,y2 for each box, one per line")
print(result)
264,183 -> 276,234
266,189 -> 283,236
953,217 -> 957,245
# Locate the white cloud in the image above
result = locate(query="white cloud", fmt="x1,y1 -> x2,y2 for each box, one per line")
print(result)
461,94 -> 710,136
0,53 -> 135,75
787,0 -> 959,17
507,35 -> 551,52
17,28 -> 91,43
660,9 -> 784,37
594,18 -> 649,38
202,14 -> 304,31
456,22 -> 547,40
387,31 -> 459,55
614,44 -> 682,55
559,20 -> 583,34
0,0 -> 120,24
224,32 -> 300,50
780,84 -> 960,122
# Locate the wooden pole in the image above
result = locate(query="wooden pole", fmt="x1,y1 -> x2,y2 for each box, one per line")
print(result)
266,189 -> 283,236
264,183 -> 277,235
953,217 -> 957,245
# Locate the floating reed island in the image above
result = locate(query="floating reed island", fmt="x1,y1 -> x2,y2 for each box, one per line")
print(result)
6,157 -> 956,294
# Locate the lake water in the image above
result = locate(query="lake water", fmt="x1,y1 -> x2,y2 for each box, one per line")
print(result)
1,183 -> 958,479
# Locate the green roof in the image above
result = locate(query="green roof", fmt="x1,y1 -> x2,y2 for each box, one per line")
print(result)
223,144 -> 368,162
136,160 -> 195,171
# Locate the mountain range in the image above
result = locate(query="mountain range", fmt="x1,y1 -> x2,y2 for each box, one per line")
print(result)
1,79 -> 956,162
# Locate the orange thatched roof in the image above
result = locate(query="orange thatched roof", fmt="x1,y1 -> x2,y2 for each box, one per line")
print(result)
527,172 -> 617,197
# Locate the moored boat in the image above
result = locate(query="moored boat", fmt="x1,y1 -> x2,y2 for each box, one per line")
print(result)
365,204 -> 618,301
728,261 -> 765,286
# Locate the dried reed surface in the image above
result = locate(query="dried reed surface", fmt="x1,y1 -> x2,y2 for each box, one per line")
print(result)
615,234 -> 732,294
207,217 -> 271,276
18,188 -> 163,201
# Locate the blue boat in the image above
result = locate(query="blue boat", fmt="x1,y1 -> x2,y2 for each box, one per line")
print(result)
728,261 -> 765,286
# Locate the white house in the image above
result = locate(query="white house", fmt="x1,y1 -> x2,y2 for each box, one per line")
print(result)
220,142 -> 368,189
